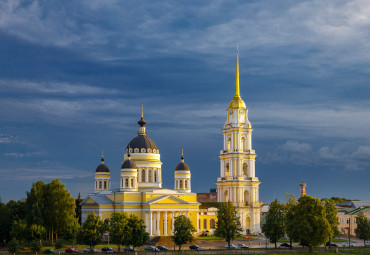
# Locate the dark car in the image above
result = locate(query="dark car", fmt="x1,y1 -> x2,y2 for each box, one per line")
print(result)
189,245 -> 202,250
280,243 -> 293,248
156,246 -> 168,251
44,249 -> 55,254
326,242 -> 338,247
101,247 -> 115,253
144,246 -> 160,252
65,248 -> 79,253
123,247 -> 136,252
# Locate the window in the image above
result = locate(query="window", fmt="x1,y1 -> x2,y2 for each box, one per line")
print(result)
227,137 -> 231,151
347,218 -> 350,224
210,219 -> 215,229
154,170 -> 157,182
243,163 -> 248,176
141,169 -> 145,182
241,137 -> 246,151
199,219 -> 201,229
125,178 -> 129,188
203,219 -> 207,229
148,169 -> 152,182
104,181 -> 107,189
225,163 -> 229,177
185,180 -> 188,189
131,179 -> 134,187
180,180 -> 183,189
99,181 -> 102,189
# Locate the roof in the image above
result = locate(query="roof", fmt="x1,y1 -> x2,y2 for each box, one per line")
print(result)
126,134 -> 158,151
175,162 -> 190,171
96,163 -> 110,173
121,159 -> 136,169
337,201 -> 370,208
85,195 -> 113,205
199,202 -> 221,209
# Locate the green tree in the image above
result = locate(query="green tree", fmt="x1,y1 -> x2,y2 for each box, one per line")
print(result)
8,238 -> 19,253
75,193 -> 83,225
262,199 -> 285,248
172,215 -> 196,251
44,179 -> 75,245
285,193 -> 298,246
324,200 -> 340,246
126,214 -> 149,249
215,201 -> 243,249
291,195 -> 331,252
1,200 -> 27,244
355,211 -> 370,247
30,240 -> 42,252
30,224 -> 46,247
11,219 -> 29,246
26,180 -> 45,226
63,220 -> 80,248
109,212 -> 129,251
80,212 -> 103,249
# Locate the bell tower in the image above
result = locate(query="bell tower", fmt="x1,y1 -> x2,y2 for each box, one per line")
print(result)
216,48 -> 261,234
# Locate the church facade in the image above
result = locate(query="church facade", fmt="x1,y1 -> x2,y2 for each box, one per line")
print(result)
81,50 -> 261,235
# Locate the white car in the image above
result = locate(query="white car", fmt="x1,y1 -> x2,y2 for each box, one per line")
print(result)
342,242 -> 355,247
237,243 -> 249,249
225,244 -> 237,249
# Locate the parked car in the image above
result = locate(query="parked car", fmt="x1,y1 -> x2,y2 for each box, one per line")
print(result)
237,243 -> 249,249
189,245 -> 203,251
144,246 -> 160,252
123,247 -> 135,252
225,244 -> 237,249
156,246 -> 168,251
366,241 -> 370,245
44,249 -> 55,254
342,242 -> 355,247
83,248 -> 98,253
325,242 -> 338,247
101,247 -> 115,252
65,248 -> 79,253
280,243 -> 293,248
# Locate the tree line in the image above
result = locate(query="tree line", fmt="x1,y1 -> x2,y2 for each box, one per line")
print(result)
262,194 -> 370,252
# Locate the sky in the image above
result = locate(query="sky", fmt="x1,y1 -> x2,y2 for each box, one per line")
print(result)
1,0 -> 370,203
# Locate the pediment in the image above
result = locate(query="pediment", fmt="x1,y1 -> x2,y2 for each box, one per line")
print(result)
148,195 -> 189,205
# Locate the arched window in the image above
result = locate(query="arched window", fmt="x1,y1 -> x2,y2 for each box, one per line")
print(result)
180,180 -> 183,189
210,219 -> 215,229
131,178 -> 134,188
154,170 -> 157,182
125,178 -> 129,188
141,169 -> 145,182
121,179 -> 123,188
227,137 -> 231,151
148,169 -> 152,182
225,163 -> 229,177
185,180 -> 188,189
104,181 -> 107,189
244,190 -> 250,205
243,163 -> 248,176
224,190 -> 229,202
203,219 -> 207,230
99,181 -> 102,189
241,137 -> 246,151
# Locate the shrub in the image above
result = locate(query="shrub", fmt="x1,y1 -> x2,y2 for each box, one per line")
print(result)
8,238 -> 19,253
30,240 -> 41,252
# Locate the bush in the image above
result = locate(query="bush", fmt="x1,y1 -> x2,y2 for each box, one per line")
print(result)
30,240 -> 41,252
55,241 -> 62,249
8,238 -> 19,253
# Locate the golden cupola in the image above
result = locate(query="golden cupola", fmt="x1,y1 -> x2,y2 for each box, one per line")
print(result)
228,47 -> 246,109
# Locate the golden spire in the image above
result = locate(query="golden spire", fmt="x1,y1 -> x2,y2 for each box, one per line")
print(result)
141,104 -> 143,118
101,151 -> 104,163
181,148 -> 184,162
235,45 -> 240,98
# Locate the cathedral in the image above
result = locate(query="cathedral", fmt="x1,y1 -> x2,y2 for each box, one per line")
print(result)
80,49 -> 261,235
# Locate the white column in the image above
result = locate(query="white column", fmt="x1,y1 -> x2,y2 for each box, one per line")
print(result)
149,211 -> 153,236
171,211 -> 175,234
196,211 -> 199,232
156,211 -> 160,235
145,212 -> 149,232
164,211 -> 168,236
186,211 -> 189,218
233,187 -> 236,202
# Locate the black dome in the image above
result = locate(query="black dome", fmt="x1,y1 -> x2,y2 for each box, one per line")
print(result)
126,135 -> 158,151
121,159 -> 137,169
96,163 -> 110,173
175,162 -> 190,171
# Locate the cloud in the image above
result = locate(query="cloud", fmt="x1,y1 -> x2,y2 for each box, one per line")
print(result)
263,140 -> 370,171
4,151 -> 44,158
0,80 -> 120,96
0,134 -> 15,143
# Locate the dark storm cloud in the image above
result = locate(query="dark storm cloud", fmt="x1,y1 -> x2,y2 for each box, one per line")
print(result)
1,0 -> 370,202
